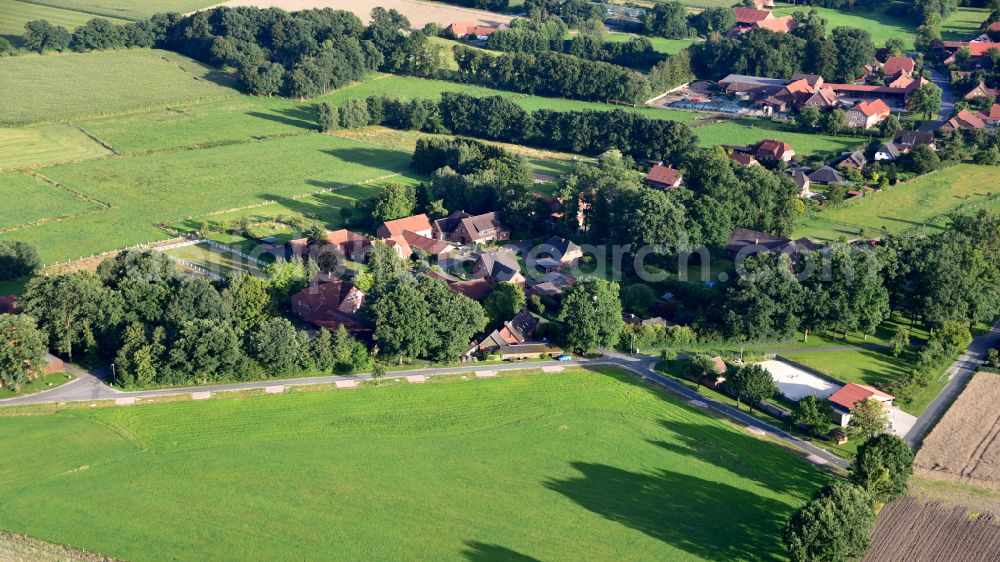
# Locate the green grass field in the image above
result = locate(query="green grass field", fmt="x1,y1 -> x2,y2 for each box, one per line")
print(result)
773,4 -> 917,48
0,134 -> 413,263
0,49 -> 237,125
14,0 -> 218,21
0,172 -> 101,230
0,0 -> 127,45
941,6 -> 991,40
165,243 -> 266,278
694,118 -> 863,157
793,164 -> 1000,242
0,371 -> 74,399
0,124 -> 110,170
0,367 -> 826,560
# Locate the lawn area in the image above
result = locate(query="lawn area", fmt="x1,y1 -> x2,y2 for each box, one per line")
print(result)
0,49 -> 238,125
793,164 -> 1000,242
0,371 -> 74,399
787,349 -> 946,415
0,124 -> 110,170
0,172 -> 102,230
0,0 -> 126,45
694,118 -> 864,158
608,32 -> 698,55
941,6 -> 991,40
0,134 -> 414,263
773,3 -> 917,48
0,367 -> 827,561
16,0 -> 218,21
164,243 -> 267,279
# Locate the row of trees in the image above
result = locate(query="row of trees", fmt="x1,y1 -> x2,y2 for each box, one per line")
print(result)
18,250 -> 370,388
452,45 -> 654,103
18,17 -> 159,54
691,12 -> 876,83
484,17 -> 666,70
327,91 -> 697,165
784,434 -> 914,561
0,240 -> 40,282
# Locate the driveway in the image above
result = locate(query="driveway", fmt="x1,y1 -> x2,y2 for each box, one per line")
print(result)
919,67 -> 955,131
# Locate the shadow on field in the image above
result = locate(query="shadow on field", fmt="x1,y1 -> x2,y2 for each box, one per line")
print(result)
544,462 -> 790,561
651,419 -> 823,499
461,542 -> 541,562
322,146 -> 410,164
249,106 -> 317,131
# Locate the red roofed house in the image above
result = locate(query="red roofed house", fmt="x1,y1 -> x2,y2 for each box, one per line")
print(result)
964,81 -> 1000,101
752,139 -> 795,162
941,41 -> 1000,65
940,108 -> 987,132
449,278 -> 495,301
289,229 -> 371,261
845,99 -> 891,130
645,164 -> 683,189
400,230 -> 454,259
728,152 -> 760,167
985,104 -> 1000,126
755,16 -> 796,33
447,22 -> 504,40
376,214 -> 433,239
469,308 -> 540,356
291,278 -> 367,332
827,383 -> 895,427
882,56 -> 915,78
989,22 -> 1000,33
732,7 -> 773,25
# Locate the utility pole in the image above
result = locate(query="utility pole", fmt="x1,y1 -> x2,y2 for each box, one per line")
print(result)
110,363 -> 116,386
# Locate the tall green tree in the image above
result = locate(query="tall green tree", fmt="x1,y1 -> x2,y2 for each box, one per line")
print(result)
20,272 -> 121,361
250,317 -> 301,375
559,278 -> 624,354
0,241 -> 40,281
0,314 -> 48,391
851,434 -> 914,504
848,397 -> 889,441
906,82 -> 942,120
724,253 -> 804,342
783,481 -> 877,562
727,364 -> 778,412
794,395 -> 833,437
483,282 -> 526,327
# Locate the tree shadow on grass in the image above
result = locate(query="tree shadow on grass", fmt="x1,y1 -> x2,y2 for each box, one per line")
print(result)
650,419 -> 826,500
544,462 -> 793,562
248,106 -> 318,131
461,541 -> 541,562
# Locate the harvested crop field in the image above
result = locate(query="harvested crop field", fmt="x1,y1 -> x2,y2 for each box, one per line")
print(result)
209,0 -> 513,28
863,495 -> 1000,562
915,373 -> 1000,491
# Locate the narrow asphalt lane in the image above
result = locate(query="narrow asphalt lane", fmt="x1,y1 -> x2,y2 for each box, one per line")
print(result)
919,67 -> 955,132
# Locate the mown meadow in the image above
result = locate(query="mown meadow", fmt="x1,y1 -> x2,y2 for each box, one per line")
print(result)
0,367 -> 827,561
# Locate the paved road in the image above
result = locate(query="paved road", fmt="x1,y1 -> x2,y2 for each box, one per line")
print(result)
919,67 -> 955,132
2,351 -> 849,469
904,318 -> 1000,447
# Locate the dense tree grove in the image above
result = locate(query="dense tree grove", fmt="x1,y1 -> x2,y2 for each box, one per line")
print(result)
691,14 -> 875,82
783,481 -> 877,562
560,278 -> 625,353
485,17 -> 669,71
0,240 -> 41,281
350,92 -> 697,165
0,314 -> 48,391
17,251 -> 371,388
851,434 -> 914,504
452,45 -> 652,103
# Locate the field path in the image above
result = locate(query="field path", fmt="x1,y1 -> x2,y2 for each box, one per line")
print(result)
201,0 -> 514,28
907,318 -> 1000,447
0,352 -> 849,469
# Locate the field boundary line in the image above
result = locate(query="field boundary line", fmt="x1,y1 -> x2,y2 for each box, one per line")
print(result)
73,123 -> 120,155
13,0 -> 140,21
190,178 -> 395,219
29,171 -> 112,209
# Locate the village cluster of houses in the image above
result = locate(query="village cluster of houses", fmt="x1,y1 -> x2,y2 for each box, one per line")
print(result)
284,209 -> 585,361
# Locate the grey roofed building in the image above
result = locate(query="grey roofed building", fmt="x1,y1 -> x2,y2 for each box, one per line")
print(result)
726,227 -> 819,258
894,130 -> 935,148
719,74 -> 788,96
473,251 -> 523,284
874,143 -> 902,161
838,150 -> 868,170
808,165 -> 845,185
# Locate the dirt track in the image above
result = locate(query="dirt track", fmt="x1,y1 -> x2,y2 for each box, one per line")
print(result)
206,0 -> 514,28
915,373 -> 1000,491
864,496 -> 1000,562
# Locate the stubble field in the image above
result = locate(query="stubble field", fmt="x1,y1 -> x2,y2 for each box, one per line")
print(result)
914,373 -> 1000,491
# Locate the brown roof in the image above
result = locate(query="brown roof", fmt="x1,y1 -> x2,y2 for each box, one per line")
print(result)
378,214 -> 432,238
400,230 -> 452,255
726,227 -> 819,256
754,139 -> 793,159
851,99 -> 891,118
755,15 -> 796,33
449,278 -> 494,300
728,153 -> 760,166
828,383 -> 893,411
291,279 -> 366,331
883,56 -> 915,76
646,164 -> 681,187
989,104 -> 1000,120
733,7 -> 773,24
460,212 -> 504,238
944,108 -> 987,130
